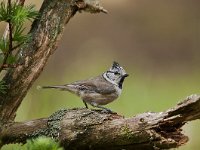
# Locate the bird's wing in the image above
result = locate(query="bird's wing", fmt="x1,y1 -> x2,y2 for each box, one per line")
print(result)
95,82 -> 116,94
69,77 -> 116,95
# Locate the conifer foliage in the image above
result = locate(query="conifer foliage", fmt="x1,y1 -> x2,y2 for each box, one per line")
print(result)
3,136 -> 64,150
0,0 -> 38,93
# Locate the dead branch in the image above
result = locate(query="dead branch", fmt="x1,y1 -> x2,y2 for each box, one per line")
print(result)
1,95 -> 200,150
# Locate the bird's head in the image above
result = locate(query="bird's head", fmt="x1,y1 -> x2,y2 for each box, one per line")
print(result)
103,61 -> 129,89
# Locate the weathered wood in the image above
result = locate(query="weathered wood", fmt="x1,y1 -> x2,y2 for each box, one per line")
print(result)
1,95 -> 199,149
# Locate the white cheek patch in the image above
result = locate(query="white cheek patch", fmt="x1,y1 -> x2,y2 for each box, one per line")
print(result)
103,73 -> 118,86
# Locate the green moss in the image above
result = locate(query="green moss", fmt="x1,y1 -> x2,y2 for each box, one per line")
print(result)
121,124 -> 134,140
120,125 -> 153,145
30,109 -> 68,140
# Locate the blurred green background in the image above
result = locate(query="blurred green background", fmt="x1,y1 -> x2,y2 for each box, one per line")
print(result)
1,0 -> 200,149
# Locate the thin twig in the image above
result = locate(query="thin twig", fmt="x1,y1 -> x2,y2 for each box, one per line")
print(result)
8,0 -> 13,53
11,42 -> 24,51
2,0 -> 25,40
0,0 -> 26,72
0,0 -> 12,72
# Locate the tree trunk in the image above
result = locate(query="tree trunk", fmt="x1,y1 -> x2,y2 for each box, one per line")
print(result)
0,0 -> 106,123
1,95 -> 200,149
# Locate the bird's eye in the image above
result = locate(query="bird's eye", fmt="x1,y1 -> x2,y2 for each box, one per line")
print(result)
114,72 -> 120,75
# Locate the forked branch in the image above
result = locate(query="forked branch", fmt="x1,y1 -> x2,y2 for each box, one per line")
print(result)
0,0 -> 107,122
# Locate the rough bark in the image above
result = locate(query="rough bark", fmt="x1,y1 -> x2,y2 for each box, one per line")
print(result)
0,0 -> 106,123
1,94 -> 200,149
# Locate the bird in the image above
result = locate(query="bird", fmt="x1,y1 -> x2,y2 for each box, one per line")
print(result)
39,62 -> 128,113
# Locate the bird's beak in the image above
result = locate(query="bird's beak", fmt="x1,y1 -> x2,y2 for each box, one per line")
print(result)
123,74 -> 129,77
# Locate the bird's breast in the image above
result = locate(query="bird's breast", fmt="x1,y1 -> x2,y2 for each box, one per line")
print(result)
114,85 -> 122,96
80,88 -> 121,105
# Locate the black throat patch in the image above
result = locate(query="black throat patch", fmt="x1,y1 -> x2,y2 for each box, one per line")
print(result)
118,76 -> 126,89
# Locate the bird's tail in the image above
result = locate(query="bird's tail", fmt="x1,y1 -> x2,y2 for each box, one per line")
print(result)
37,85 -> 68,90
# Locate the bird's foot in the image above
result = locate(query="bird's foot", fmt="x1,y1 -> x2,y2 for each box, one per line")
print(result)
89,102 -> 117,114
101,108 -> 116,114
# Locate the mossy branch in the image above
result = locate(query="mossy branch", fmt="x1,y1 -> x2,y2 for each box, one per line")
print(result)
1,95 -> 200,149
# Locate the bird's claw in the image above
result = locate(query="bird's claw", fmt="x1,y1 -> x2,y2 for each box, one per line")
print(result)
101,108 -> 116,114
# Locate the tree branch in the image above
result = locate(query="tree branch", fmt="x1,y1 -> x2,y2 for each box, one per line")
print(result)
1,95 -> 200,149
0,0 -> 106,123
